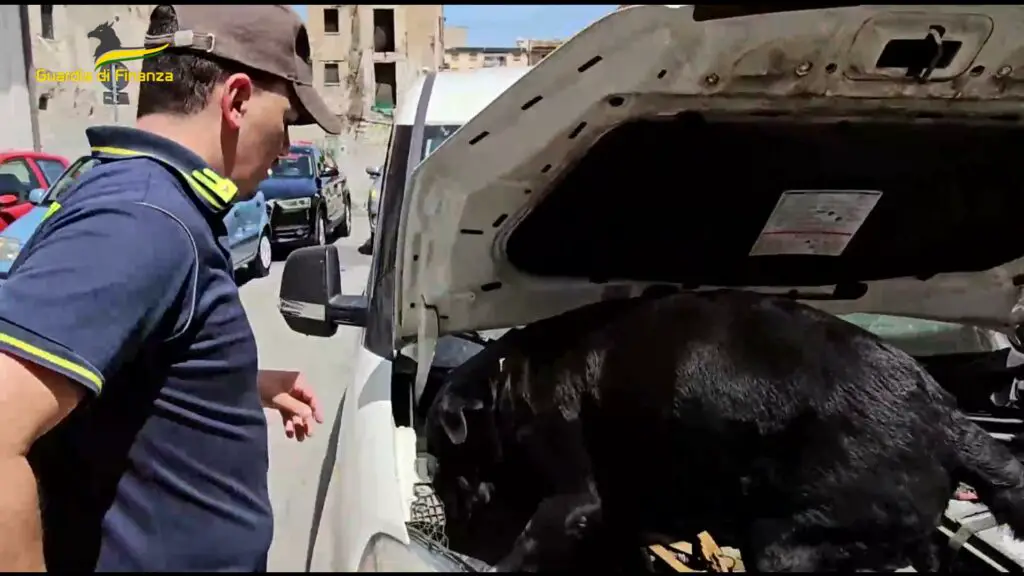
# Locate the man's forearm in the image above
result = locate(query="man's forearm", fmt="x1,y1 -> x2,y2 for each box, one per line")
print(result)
0,455 -> 45,571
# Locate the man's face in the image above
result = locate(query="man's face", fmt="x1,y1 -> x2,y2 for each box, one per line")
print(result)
218,74 -> 297,199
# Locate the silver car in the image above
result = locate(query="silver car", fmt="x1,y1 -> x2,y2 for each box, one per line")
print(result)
359,166 -> 382,255
366,165 -> 381,234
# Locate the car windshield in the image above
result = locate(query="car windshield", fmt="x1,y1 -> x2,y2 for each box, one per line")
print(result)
44,156 -> 102,203
270,155 -> 313,179
838,313 -> 1008,357
423,125 -> 461,158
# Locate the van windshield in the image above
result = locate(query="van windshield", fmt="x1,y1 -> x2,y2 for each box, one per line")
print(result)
423,125 -> 461,158
838,313 -> 1007,357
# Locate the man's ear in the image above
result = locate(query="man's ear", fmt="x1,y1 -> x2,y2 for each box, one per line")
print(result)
220,73 -> 255,130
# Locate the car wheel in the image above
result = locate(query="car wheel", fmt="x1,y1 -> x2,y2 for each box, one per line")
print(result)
315,211 -> 328,246
338,198 -> 352,238
248,230 -> 272,278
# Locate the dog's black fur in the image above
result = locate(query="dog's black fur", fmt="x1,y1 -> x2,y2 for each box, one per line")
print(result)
428,290 -> 1024,572
426,296 -> 660,567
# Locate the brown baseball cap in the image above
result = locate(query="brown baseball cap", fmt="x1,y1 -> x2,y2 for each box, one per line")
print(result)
144,5 -> 342,135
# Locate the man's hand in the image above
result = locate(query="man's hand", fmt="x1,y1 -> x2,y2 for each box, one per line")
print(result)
257,370 -> 324,442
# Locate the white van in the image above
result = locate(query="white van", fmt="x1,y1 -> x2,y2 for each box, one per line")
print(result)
359,67 -> 532,254
279,66 -> 531,572
280,5 -> 1024,572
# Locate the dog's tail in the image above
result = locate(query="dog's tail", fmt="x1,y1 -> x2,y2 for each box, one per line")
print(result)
947,409 -> 1024,535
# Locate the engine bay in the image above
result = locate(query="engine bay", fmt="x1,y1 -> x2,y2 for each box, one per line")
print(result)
394,310 -> 1024,572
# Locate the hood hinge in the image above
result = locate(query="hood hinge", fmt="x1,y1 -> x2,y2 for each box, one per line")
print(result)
414,298 -> 440,403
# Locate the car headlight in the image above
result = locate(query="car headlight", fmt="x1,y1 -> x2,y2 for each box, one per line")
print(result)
278,197 -> 312,210
0,238 -> 23,263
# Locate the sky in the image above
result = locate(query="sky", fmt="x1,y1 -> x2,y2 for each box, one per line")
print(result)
290,5 -> 616,46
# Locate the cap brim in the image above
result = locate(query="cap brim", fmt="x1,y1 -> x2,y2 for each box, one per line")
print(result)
292,82 -> 342,135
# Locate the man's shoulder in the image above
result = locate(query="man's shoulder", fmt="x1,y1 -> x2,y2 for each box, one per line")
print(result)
55,158 -> 210,243
67,157 -> 198,214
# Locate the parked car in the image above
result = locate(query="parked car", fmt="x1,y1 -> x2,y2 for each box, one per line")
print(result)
275,5 -> 1024,572
0,150 -> 69,232
0,154 -> 273,282
359,165 -> 382,255
263,143 -> 352,249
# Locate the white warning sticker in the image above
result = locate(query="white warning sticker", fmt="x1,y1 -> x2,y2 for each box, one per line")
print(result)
749,190 -> 882,257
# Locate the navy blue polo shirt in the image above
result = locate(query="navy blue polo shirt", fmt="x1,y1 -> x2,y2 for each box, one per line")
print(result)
0,126 -> 272,571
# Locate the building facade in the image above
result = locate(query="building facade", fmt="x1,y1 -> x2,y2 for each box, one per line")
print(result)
1,6 -> 35,151
443,37 -> 563,71
443,25 -> 468,50
306,5 -> 444,125
517,38 -> 563,66
444,46 -> 529,71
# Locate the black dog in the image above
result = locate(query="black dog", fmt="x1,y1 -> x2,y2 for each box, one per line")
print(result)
426,296 -> 658,566
429,289 -> 1024,572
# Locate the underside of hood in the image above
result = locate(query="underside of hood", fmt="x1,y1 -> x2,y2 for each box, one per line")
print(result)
397,4 -> 1024,340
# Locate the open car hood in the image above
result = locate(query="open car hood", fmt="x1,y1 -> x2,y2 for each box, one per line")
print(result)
396,5 -> 1024,339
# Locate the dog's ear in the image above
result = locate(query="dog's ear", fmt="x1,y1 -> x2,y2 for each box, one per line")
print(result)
477,481 -> 495,505
439,395 -> 485,445
441,406 -> 469,445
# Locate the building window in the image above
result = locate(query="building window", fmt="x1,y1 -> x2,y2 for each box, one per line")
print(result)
483,55 -> 507,68
324,62 -> 341,86
323,8 -> 340,34
40,5 -> 54,39
372,62 -> 397,114
450,52 -> 459,61
469,52 -> 478,61
372,8 -> 395,52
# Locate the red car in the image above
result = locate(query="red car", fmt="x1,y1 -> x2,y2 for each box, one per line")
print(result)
0,151 -> 69,232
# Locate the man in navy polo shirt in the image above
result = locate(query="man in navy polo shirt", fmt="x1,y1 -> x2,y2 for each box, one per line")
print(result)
0,5 -> 341,571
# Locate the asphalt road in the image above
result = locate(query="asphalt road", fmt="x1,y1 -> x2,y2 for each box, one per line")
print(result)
238,214 -> 373,572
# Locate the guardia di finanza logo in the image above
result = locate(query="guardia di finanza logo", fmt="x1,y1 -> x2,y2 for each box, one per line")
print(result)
35,17 -> 171,104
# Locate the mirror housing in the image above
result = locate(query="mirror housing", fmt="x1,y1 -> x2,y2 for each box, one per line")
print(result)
27,188 -> 45,204
365,166 -> 381,177
279,245 -> 368,337
321,165 -> 340,179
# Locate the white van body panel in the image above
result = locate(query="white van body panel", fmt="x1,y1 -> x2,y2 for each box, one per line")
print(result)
330,67 -> 532,572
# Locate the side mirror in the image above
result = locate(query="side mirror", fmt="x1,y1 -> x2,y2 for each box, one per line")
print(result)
321,166 -> 339,179
279,245 -> 368,336
28,188 -> 45,204
365,166 -> 381,177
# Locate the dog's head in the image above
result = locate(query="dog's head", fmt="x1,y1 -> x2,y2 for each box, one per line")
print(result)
427,366 -> 507,523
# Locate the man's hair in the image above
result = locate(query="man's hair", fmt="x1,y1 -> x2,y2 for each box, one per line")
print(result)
136,5 -> 277,118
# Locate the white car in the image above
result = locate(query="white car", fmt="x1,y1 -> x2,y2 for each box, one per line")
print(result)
279,5 -> 1024,571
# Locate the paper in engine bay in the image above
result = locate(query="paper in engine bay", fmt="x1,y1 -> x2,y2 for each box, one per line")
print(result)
749,190 -> 882,257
